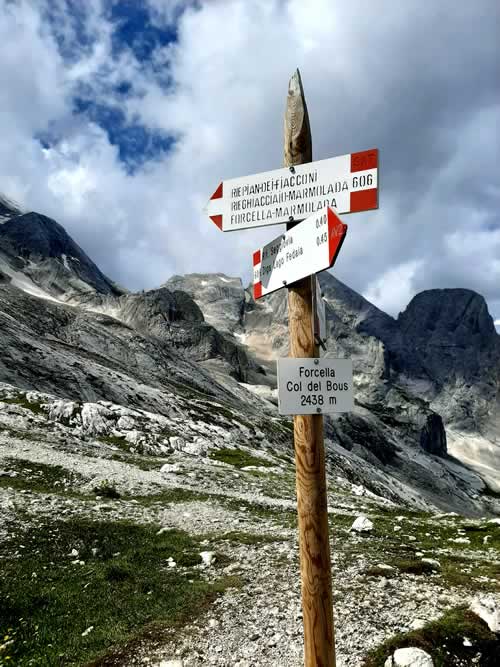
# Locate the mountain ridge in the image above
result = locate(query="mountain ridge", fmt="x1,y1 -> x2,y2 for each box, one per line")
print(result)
0,199 -> 499,515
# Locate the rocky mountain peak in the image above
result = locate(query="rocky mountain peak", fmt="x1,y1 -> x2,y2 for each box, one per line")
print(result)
398,289 -> 498,343
0,211 -> 124,298
163,273 -> 245,333
0,211 -> 75,258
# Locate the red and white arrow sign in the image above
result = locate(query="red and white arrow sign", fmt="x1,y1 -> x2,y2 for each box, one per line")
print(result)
205,148 -> 378,232
253,207 -> 347,300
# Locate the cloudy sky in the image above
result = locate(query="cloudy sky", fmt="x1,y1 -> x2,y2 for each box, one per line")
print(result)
1,0 -> 499,327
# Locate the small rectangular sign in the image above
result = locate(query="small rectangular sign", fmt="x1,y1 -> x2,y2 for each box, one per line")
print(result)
252,207 -> 347,299
277,358 -> 354,415
205,148 -> 378,232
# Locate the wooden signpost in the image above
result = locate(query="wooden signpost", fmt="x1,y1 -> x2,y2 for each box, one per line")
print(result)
204,68 -> 379,667
283,69 -> 336,667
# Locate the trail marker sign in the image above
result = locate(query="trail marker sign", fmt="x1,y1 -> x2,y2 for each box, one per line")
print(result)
205,148 -> 378,232
252,207 -> 347,299
277,358 -> 354,415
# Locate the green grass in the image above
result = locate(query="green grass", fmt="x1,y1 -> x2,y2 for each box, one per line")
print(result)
1,396 -> 46,416
364,565 -> 397,578
393,559 -> 437,575
220,496 -> 297,529
215,531 -> 284,546
132,487 -> 211,506
98,435 -> 130,452
330,509 -> 500,591
259,418 -> 294,444
209,447 -> 274,469
93,480 -> 121,500
362,606 -> 500,666
0,459 -> 86,496
0,518 -> 238,666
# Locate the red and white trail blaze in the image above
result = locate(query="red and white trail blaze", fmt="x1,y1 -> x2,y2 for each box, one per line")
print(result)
205,148 -> 377,233
252,207 -> 347,300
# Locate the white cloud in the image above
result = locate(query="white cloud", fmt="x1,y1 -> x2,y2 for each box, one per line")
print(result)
0,0 -> 498,324
363,260 -> 424,317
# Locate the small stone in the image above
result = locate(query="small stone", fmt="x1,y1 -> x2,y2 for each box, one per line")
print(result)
376,563 -> 395,572
384,647 -> 434,666
350,516 -> 373,533
160,463 -> 181,474
421,558 -> 441,570
409,619 -> 426,630
200,551 -> 216,566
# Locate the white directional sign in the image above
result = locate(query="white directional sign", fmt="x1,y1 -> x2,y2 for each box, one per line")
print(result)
277,358 -> 354,415
252,207 -> 347,300
205,148 -> 378,232
312,275 -> 327,354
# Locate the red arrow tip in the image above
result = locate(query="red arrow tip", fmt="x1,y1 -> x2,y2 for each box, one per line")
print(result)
210,215 -> 223,230
210,182 -> 223,200
327,207 -> 347,266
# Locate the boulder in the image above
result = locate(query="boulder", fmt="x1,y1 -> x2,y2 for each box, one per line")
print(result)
169,436 -> 185,451
124,430 -> 145,446
116,415 -> 135,430
183,439 -> 208,457
47,399 -> 80,424
81,403 -> 113,436
384,647 -> 434,666
350,516 -> 374,533
470,595 -> 500,632
160,463 -> 181,474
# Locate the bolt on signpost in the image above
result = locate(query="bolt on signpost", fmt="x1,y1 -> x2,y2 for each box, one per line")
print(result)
205,69 -> 378,667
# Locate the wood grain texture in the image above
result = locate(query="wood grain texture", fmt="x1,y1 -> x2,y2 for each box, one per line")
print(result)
284,69 -> 313,167
285,69 -> 336,667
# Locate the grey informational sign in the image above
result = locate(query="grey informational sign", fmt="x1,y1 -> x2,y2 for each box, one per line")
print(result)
277,358 -> 354,415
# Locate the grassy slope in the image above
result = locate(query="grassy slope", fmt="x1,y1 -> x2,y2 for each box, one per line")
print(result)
0,518 -> 238,666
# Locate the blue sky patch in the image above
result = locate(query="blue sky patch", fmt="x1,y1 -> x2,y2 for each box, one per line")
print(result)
72,97 -> 174,171
40,1 -> 178,171
108,0 -> 178,61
